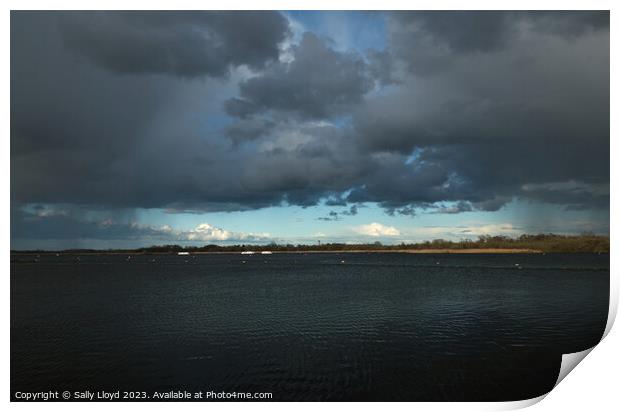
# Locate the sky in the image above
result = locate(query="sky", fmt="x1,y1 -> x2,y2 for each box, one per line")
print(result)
10,11 -> 610,250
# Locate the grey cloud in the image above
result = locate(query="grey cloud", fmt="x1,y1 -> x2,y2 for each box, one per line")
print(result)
10,11 -> 609,242
367,49 -> 399,86
318,211 -> 340,221
56,11 -> 289,78
324,195 -> 348,207
11,208 -> 169,242
344,11 -> 608,212
472,196 -> 513,212
317,204 -> 359,221
346,153 -> 456,206
520,181 -> 609,210
430,201 -> 473,214
418,142 -> 609,210
224,98 -> 260,118
381,198 -> 504,217
341,205 -> 358,216
523,11 -> 609,37
225,118 -> 275,143
226,32 -> 373,119
392,11 -> 516,54
383,205 -> 417,217
12,12 -> 295,212
388,11 -> 609,75
11,207 -> 270,248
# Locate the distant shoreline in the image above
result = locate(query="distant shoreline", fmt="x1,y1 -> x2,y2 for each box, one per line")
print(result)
389,248 -> 543,254
11,248 -> 560,255
200,248 -> 544,254
10,234 -> 610,255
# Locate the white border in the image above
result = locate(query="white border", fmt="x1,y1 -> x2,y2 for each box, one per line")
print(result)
4,1 -> 617,411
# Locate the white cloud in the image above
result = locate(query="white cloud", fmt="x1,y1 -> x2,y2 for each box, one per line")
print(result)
354,222 -> 401,237
179,223 -> 270,243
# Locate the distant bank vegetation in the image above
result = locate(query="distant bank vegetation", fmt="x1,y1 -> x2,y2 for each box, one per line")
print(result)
13,234 -> 609,254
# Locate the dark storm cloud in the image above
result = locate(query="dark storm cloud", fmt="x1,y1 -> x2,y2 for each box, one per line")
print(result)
472,197 -> 513,212
225,32 -> 373,119
10,10 -> 610,242
412,139 -> 610,211
10,208 -> 168,241
57,11 -> 289,78
367,49 -> 399,86
11,11 -> 297,211
225,122 -> 372,209
339,149 -> 512,214
392,11 -> 607,54
224,98 -> 260,118
346,154 -> 451,205
519,181 -> 609,210
388,11 -> 609,75
343,11 -> 609,212
522,11 -> 609,36
392,11 -> 516,55
225,118 -> 275,143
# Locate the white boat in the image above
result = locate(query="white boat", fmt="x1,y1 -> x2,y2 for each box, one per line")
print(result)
241,251 -> 255,255
177,251 -> 190,256
261,251 -> 273,255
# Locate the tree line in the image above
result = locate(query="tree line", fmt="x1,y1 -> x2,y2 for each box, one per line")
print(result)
12,233 -> 609,254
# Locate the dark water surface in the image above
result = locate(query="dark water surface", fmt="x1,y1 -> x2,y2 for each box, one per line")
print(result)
11,253 -> 608,401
